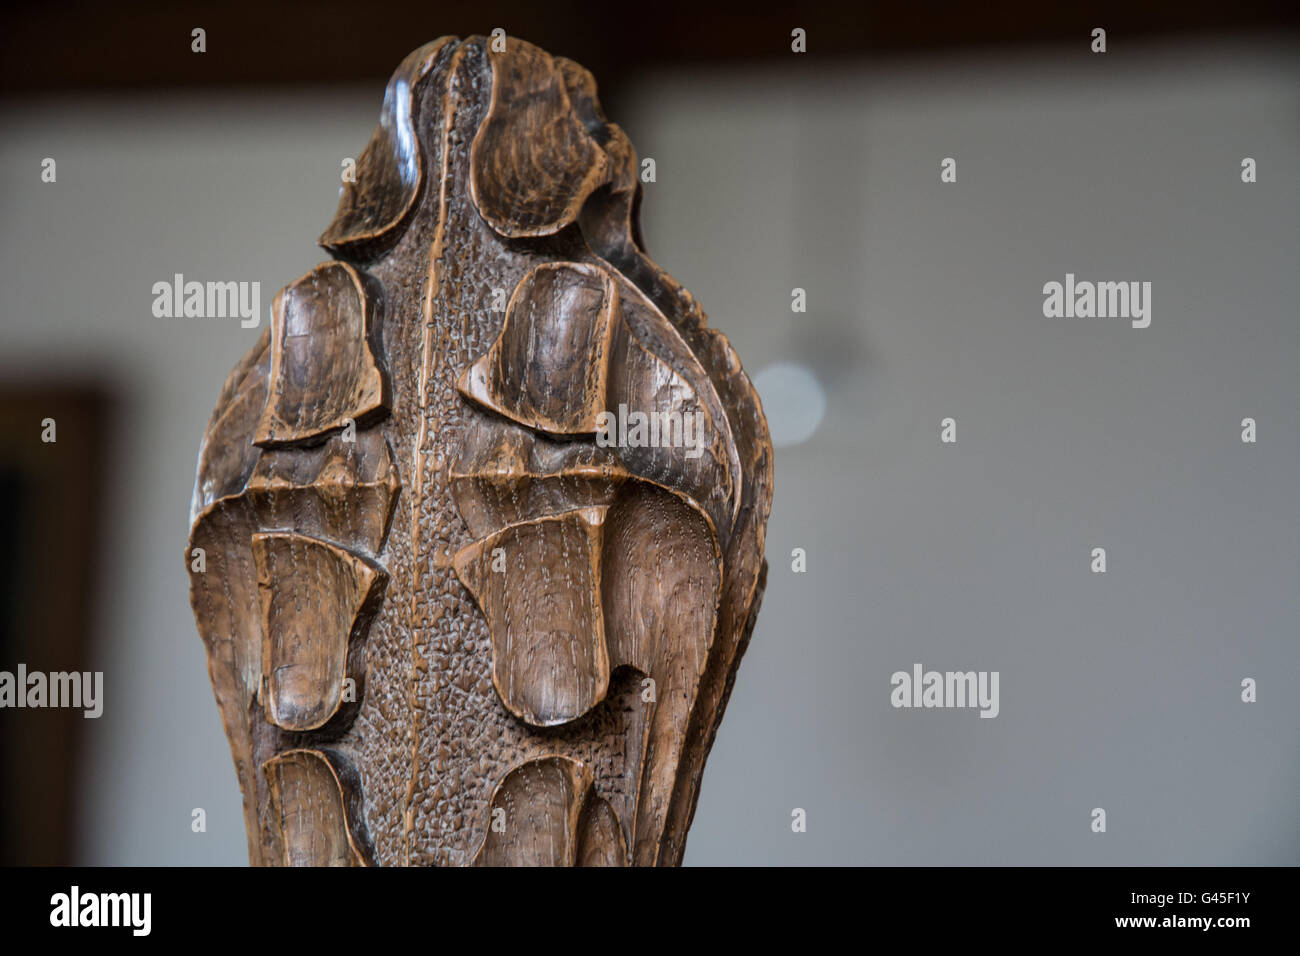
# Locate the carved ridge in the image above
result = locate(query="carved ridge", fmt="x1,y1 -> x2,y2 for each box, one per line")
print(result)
319,37 -> 459,258
254,531 -> 388,733
471,756 -> 627,867
263,749 -> 374,866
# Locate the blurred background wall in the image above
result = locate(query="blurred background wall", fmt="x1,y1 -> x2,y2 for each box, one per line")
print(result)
0,3 -> 1296,864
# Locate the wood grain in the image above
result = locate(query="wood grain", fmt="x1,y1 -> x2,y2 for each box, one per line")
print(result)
254,532 -> 387,733
263,749 -> 373,866
187,34 -> 773,867
255,261 -> 388,447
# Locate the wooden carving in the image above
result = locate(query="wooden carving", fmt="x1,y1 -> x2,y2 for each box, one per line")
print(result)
186,34 -> 773,867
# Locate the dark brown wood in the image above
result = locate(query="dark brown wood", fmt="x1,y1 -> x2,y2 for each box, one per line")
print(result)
0,386 -> 109,865
6,2 -> 1296,96
187,34 -> 772,867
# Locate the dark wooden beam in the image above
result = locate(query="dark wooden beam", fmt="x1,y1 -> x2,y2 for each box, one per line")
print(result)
3,1 -> 1297,101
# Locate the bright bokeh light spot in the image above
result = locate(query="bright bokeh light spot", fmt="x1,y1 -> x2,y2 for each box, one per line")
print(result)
752,362 -> 826,447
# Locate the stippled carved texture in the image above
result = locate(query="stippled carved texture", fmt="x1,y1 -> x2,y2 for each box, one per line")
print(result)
187,35 -> 772,867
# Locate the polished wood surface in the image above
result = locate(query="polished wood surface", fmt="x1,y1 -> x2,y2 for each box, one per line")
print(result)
187,35 -> 772,866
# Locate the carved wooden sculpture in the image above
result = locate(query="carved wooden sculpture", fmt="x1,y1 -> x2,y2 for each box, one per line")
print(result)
186,35 -> 772,866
